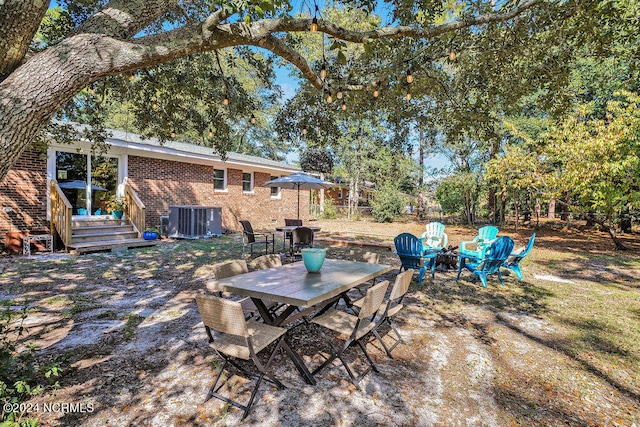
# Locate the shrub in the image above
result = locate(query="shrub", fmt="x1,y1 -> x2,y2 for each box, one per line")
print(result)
0,299 -> 61,426
322,196 -> 337,219
371,186 -> 406,223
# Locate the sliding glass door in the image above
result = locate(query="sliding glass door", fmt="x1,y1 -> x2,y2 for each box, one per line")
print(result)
55,151 -> 119,215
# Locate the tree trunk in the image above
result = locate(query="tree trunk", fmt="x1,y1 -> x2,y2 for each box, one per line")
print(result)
419,133 -> 425,186
319,172 -> 325,215
514,200 -> 519,233
548,198 -> 556,219
587,214 -> 628,250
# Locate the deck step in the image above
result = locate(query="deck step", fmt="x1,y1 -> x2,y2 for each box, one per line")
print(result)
72,224 -> 135,235
71,218 -> 126,227
67,238 -> 159,254
71,231 -> 139,244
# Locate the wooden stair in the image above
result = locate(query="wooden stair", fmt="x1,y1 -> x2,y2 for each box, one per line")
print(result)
66,217 -> 159,254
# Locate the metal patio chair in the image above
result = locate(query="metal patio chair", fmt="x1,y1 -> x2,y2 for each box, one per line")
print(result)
195,294 -> 288,419
291,226 -> 314,258
351,269 -> 413,358
240,220 -> 275,257
311,280 -> 390,386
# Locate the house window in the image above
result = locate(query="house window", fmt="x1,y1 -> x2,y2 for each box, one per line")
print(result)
242,172 -> 253,192
214,169 -> 226,190
337,188 -> 343,199
270,176 -> 280,198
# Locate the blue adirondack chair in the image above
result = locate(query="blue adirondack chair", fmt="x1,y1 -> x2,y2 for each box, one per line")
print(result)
394,233 -> 436,284
421,222 -> 448,253
459,225 -> 499,259
456,236 -> 515,288
502,233 -> 535,281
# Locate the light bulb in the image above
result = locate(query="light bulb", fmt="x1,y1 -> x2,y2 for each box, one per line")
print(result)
302,127 -> 308,135
129,74 -> 135,81
449,49 -> 456,61
337,88 -> 343,99
250,114 -> 256,124
310,17 -> 318,32
223,94 -> 229,106
320,64 -> 327,80
406,90 -> 412,101
170,131 -> 176,138
152,103 -> 158,110
341,101 -> 347,111
89,87 -> 95,95
373,89 -> 379,98
208,128 -> 213,138
406,69 -> 413,84
326,94 -> 333,103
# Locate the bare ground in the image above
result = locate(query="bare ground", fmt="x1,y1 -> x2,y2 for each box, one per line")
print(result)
1,218 -> 639,426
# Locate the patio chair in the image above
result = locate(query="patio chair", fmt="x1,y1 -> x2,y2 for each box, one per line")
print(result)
457,236 -> 515,288
284,219 -> 302,227
346,250 -> 381,297
251,254 -> 282,271
195,294 -> 288,419
393,233 -> 436,284
210,260 -> 276,318
503,233 -> 536,281
459,225 -> 499,259
240,220 -> 275,257
351,269 -> 413,358
291,226 -> 314,258
421,222 -> 448,254
311,280 -> 390,386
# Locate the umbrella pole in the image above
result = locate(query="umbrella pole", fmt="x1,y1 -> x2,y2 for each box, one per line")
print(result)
297,185 -> 300,220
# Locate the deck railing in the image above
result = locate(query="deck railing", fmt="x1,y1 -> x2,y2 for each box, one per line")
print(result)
124,178 -> 145,237
50,180 -> 73,249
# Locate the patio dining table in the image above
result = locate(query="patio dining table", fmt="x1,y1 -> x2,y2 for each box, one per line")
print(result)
204,258 -> 393,385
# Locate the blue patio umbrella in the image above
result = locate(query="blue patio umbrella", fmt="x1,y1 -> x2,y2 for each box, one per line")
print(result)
263,172 -> 334,219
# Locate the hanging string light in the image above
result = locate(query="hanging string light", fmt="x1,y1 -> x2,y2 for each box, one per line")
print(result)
152,102 -> 158,110
89,86 -> 95,96
129,74 -> 135,81
373,82 -> 380,98
341,99 -> 347,111
250,114 -> 256,124
337,87 -> 343,99
406,69 -> 414,84
223,93 -> 229,106
326,93 -> 333,103
320,63 -> 327,80
449,48 -> 456,61
405,86 -> 412,101
310,4 -> 319,32
170,130 -> 176,138
208,128 -> 213,138
302,126 -> 308,135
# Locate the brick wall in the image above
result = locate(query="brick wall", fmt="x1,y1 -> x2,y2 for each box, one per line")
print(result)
0,146 -> 48,238
127,156 -> 307,231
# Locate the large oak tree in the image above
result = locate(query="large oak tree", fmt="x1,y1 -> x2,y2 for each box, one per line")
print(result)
0,0 -> 545,180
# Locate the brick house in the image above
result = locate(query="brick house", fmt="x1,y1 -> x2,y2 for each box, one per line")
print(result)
0,128 -> 304,251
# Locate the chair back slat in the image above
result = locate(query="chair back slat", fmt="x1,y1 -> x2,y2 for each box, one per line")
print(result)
358,280 -> 390,319
253,254 -> 282,270
285,218 -> 303,226
196,294 -> 248,337
213,260 -> 248,279
389,269 -> 413,301
239,220 -> 256,244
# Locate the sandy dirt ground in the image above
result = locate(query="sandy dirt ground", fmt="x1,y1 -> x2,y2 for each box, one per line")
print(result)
1,218 -> 639,426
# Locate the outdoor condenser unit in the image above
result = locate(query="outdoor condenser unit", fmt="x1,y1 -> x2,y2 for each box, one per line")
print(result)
167,206 -> 222,238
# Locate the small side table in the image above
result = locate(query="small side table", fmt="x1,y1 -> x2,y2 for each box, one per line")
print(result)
23,234 -> 54,256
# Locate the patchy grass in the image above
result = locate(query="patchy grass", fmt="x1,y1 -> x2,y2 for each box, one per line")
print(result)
1,226 -> 639,426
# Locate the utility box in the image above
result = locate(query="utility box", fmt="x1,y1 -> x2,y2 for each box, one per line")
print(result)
167,206 -> 222,238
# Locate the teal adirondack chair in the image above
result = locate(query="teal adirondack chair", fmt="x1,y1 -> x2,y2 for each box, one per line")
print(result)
421,222 -> 448,253
502,233 -> 536,281
457,236 -> 515,288
459,225 -> 499,259
394,233 -> 437,284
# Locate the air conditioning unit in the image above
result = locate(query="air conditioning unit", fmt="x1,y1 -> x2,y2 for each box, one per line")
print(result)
167,206 -> 222,238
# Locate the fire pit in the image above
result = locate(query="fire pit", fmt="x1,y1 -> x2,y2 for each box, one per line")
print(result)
434,246 -> 458,271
